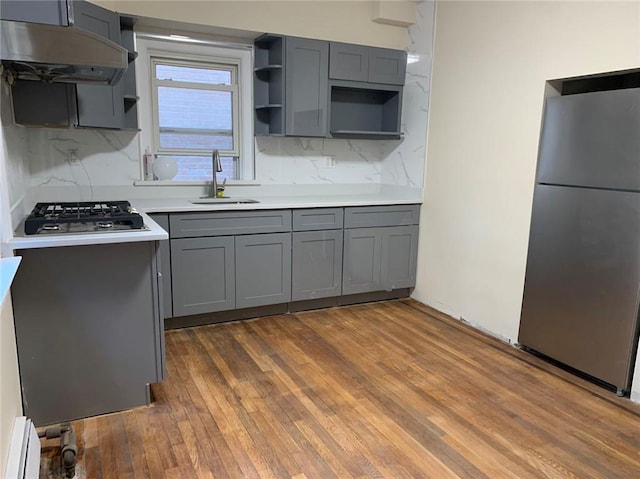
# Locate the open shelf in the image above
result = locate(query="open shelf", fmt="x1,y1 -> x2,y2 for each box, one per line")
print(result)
254,34 -> 285,136
329,83 -> 402,140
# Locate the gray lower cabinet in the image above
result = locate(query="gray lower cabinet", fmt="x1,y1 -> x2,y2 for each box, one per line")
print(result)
292,230 -> 343,300
161,205 -> 418,322
149,213 -> 173,320
343,227 -> 383,294
170,236 -> 235,317
236,233 -> 292,308
11,241 -> 164,426
343,225 -> 419,294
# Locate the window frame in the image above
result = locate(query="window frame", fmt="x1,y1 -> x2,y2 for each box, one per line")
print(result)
150,56 -> 240,157
135,34 -> 255,183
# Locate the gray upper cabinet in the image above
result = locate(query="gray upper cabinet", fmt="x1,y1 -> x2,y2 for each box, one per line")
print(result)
329,43 -> 369,82
170,236 -> 236,317
285,37 -> 329,137
368,48 -> 407,86
72,0 -> 123,129
235,233 -> 292,308
328,43 -> 405,139
1,0 -> 69,25
329,43 -> 406,85
255,34 -> 328,137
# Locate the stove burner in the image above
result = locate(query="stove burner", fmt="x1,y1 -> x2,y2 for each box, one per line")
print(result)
24,201 -> 145,235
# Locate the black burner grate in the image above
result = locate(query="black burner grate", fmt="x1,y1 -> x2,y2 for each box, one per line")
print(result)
25,201 -> 144,235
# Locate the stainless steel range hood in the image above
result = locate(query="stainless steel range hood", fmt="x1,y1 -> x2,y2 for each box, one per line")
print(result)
0,20 -> 127,85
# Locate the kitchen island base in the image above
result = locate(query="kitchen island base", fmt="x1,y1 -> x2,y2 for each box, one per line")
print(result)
11,241 -> 165,426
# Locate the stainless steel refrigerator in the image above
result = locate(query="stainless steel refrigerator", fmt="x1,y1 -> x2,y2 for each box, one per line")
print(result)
519,86 -> 640,395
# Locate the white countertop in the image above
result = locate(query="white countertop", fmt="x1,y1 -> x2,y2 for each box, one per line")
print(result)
6,194 -> 421,250
8,211 -> 168,250
0,256 -> 21,304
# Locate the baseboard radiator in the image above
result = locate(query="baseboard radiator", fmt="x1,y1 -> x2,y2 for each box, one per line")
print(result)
4,417 -> 39,479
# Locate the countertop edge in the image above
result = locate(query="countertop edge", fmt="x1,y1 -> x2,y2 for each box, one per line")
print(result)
135,196 -> 423,213
7,212 -> 168,250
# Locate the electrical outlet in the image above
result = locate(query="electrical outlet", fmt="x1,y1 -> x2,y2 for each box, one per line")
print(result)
68,149 -> 79,164
324,156 -> 337,168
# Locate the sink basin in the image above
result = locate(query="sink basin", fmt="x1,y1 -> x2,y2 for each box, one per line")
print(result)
190,198 -> 260,204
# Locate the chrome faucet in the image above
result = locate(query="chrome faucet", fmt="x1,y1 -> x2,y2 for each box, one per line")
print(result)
209,149 -> 223,198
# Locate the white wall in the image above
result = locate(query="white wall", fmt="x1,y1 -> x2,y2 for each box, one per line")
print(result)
92,0 -> 411,50
413,0 -> 639,391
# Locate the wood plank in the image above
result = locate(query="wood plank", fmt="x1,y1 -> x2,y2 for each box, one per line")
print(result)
52,300 -> 640,479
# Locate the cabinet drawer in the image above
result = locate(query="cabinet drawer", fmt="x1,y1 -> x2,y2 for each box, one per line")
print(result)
170,210 -> 292,238
344,205 -> 420,228
293,208 -> 344,231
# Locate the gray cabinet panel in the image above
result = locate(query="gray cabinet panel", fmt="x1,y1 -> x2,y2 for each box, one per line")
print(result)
76,82 -> 124,128
342,227 -> 382,294
1,0 -> 69,25
285,37 -> 328,137
293,208 -> 344,231
170,210 -> 292,238
344,204 -> 420,228
368,48 -> 407,85
150,213 -> 173,319
329,43 -> 369,82
171,236 -> 235,316
292,230 -> 343,300
72,0 -> 123,128
236,233 -> 292,308
12,242 -> 163,425
381,225 -> 418,290
12,81 -> 76,127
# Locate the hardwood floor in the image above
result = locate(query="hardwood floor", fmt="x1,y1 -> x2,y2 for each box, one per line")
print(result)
41,300 -> 640,478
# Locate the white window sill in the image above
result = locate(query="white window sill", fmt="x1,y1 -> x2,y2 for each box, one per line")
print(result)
133,180 -> 260,186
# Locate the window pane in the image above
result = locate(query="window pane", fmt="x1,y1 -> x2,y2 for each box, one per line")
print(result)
158,86 -> 233,150
171,155 -> 237,181
155,64 -> 231,84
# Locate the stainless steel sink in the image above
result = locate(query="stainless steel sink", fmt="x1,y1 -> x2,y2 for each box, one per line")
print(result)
190,197 -> 260,204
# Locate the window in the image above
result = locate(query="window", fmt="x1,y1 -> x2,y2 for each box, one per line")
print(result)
136,35 -> 254,183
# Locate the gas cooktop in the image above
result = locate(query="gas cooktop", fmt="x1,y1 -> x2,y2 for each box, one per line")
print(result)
24,201 -> 145,235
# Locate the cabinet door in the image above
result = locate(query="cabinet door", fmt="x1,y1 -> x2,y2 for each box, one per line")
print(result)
1,0 -> 69,24
72,0 -> 124,128
342,227 -> 383,294
171,236 -> 235,316
236,233 -> 292,308
368,48 -> 407,85
329,42 -> 369,82
149,214 -> 173,320
292,230 -> 343,301
381,225 -> 418,290
285,37 -> 329,137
